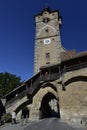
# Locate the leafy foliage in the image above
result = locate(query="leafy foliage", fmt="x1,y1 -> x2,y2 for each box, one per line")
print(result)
0,72 -> 23,97
2,113 -> 12,123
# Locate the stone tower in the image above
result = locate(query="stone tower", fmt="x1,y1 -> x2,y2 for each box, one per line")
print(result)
34,7 -> 65,74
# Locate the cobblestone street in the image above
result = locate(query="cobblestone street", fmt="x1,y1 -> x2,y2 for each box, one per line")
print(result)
0,118 -> 87,130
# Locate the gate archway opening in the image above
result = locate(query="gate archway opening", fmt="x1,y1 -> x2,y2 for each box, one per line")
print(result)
39,92 -> 60,119
21,107 -> 29,119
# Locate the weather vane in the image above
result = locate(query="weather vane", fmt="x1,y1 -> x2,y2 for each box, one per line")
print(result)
45,3 -> 48,8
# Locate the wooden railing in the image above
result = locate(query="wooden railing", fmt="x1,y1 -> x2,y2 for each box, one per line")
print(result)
27,61 -> 87,95
6,90 -> 26,108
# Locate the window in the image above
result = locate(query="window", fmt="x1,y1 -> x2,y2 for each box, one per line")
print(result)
40,41 -> 43,43
46,62 -> 50,64
43,17 -> 50,23
46,53 -> 50,59
44,12 -> 47,14
45,29 -> 49,33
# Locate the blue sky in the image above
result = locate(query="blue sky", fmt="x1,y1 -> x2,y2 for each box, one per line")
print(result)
0,0 -> 87,81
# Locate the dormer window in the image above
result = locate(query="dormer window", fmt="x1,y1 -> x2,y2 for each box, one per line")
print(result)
44,12 -> 47,15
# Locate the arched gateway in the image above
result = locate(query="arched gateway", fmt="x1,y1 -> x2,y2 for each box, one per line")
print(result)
39,92 -> 60,119
29,82 -> 60,120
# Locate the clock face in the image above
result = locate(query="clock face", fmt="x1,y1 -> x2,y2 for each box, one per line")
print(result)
44,38 -> 51,44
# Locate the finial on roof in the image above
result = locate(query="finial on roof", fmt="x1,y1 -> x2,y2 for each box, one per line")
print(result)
45,3 -> 48,8
42,4 -> 51,13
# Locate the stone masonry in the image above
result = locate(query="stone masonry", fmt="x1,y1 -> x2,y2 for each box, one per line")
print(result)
34,7 -> 65,74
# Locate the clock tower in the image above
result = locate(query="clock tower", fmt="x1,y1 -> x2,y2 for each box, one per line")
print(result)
34,7 -> 65,74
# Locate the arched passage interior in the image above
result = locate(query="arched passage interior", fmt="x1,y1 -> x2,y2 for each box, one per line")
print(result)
39,92 -> 60,119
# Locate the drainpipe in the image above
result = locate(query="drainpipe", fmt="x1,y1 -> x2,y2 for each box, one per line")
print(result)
58,66 -> 61,78
48,68 -> 51,80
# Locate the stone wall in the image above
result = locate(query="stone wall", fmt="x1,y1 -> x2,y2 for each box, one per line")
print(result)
6,67 -> 87,123
57,67 -> 87,123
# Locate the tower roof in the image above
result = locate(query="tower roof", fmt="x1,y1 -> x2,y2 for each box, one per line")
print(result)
35,7 -> 59,17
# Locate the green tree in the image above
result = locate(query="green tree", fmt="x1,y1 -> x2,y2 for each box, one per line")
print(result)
0,72 -> 23,97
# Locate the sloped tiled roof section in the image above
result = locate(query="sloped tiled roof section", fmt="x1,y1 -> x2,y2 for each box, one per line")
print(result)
61,49 -> 87,62
60,50 -> 77,61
